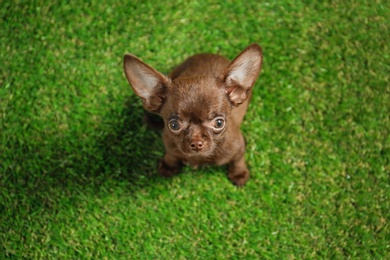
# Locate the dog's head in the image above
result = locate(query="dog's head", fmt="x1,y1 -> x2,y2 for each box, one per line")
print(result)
158,76 -> 231,160
124,44 -> 262,160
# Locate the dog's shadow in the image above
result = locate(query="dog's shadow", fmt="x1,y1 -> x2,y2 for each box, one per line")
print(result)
2,96 -> 167,226
95,96 -> 165,187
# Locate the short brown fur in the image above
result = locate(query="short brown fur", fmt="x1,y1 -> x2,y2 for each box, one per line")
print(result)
124,44 -> 262,186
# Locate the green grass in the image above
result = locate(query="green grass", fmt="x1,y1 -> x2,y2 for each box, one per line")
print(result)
1,0 -> 389,258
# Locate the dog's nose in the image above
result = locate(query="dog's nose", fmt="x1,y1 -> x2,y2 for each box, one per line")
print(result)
190,140 -> 204,151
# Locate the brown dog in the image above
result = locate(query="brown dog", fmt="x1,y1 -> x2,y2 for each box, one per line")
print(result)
123,44 -> 262,186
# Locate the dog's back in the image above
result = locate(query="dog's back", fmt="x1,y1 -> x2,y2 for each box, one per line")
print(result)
169,54 -> 229,79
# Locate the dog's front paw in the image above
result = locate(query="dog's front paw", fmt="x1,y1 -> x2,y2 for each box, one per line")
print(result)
158,159 -> 182,178
228,167 -> 249,187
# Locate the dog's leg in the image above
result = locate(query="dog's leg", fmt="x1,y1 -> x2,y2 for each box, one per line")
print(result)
158,152 -> 182,177
228,156 -> 249,187
227,136 -> 249,187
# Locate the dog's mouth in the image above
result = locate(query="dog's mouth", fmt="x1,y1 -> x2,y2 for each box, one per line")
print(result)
182,149 -> 214,166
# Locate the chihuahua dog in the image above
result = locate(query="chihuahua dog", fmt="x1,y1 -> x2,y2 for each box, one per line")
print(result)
123,43 -> 262,186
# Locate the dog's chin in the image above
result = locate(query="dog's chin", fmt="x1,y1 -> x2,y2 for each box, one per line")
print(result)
187,149 -> 211,157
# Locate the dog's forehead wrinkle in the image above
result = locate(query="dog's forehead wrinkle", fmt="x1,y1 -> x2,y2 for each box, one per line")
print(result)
181,94 -> 222,122
169,77 -> 223,121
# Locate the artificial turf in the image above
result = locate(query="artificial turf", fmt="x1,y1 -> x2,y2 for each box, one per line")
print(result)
1,0 -> 389,258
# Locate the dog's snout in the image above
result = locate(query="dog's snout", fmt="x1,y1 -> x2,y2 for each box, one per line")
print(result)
190,140 -> 204,151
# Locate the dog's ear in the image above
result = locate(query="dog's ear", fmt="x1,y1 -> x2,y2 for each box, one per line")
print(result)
223,43 -> 263,106
124,54 -> 170,113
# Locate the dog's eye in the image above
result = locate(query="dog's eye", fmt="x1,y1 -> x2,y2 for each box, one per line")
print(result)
168,119 -> 181,132
213,117 -> 225,130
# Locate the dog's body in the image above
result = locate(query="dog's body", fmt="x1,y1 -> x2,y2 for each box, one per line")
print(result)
124,44 -> 262,186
